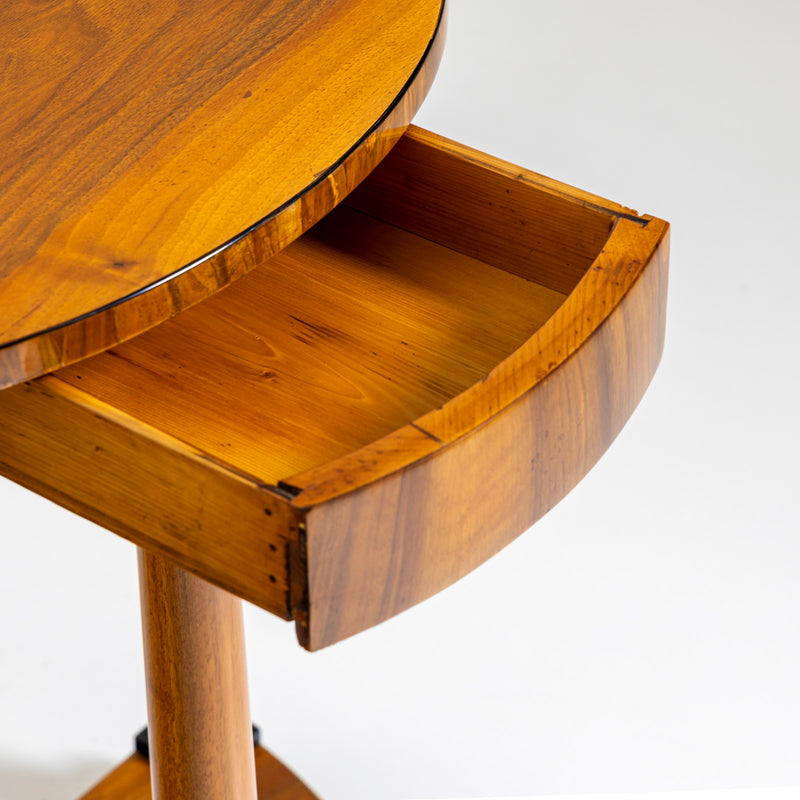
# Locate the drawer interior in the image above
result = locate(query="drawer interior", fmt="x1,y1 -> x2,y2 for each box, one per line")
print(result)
53,129 -> 615,487
0,126 -> 664,639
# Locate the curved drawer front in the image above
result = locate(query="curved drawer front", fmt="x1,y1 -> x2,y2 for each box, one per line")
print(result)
300,216 -> 669,648
0,128 -> 669,650
290,129 -> 670,648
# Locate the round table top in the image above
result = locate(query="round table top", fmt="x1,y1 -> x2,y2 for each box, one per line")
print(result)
0,0 -> 444,388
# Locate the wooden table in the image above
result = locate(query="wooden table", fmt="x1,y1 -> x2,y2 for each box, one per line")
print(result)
0,2 -> 669,797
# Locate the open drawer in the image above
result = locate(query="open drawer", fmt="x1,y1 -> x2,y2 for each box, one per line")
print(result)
0,126 -> 669,650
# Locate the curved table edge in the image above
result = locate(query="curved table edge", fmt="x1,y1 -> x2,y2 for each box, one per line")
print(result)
0,1 -> 447,390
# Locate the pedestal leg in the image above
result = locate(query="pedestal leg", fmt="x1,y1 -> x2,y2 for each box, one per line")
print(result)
79,550 -> 319,799
138,549 -> 258,800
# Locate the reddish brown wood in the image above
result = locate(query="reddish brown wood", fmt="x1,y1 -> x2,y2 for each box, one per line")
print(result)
53,205 -> 565,484
79,755 -> 152,800
344,127 -> 618,294
0,0 -> 445,388
0,378 -> 298,618
79,748 -> 319,800
300,223 -> 670,648
138,550 -> 257,800
284,128 -> 669,506
0,128 -> 669,650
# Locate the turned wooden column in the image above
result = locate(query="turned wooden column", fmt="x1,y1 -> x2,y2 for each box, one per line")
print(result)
138,549 -> 258,800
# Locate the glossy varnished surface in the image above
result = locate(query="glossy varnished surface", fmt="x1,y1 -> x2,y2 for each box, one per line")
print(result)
303,219 -> 670,648
0,0 -> 444,387
294,129 -> 669,647
138,551 -> 257,800
0,129 -> 669,648
53,206 -> 566,484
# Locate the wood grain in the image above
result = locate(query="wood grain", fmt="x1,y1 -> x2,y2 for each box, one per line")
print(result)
0,128 -> 669,649
139,550 -> 257,800
285,127 -> 660,505
345,126 -> 618,294
0,183 -> 561,618
53,206 -> 566,484
0,377 -> 300,617
79,748 -> 319,799
80,755 -> 153,800
0,0 -> 445,388
301,221 -> 670,648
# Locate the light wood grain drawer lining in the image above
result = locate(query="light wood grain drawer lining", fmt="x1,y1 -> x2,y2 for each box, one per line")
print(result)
343,128 -> 618,295
50,133 -> 590,493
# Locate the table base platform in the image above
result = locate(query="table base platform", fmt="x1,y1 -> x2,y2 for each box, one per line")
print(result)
79,748 -> 319,800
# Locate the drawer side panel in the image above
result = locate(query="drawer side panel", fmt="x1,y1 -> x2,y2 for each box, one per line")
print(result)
0,379 -> 298,617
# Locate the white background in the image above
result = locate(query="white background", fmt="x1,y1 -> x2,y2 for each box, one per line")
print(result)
1,1 -> 799,798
